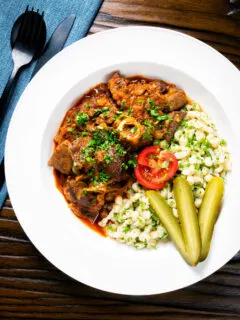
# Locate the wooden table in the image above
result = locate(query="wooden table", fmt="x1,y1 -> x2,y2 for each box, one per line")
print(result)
1,1 -> 240,319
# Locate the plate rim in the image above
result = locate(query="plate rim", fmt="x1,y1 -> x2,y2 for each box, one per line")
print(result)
5,26 -> 240,295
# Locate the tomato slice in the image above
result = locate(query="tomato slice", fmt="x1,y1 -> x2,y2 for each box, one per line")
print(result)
134,146 -> 178,190
134,166 -> 167,190
137,146 -> 161,167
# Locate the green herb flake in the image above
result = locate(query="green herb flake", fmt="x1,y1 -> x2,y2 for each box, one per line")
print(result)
121,100 -> 126,107
143,129 -> 152,141
149,207 -> 159,223
128,158 -> 137,168
220,139 -> 226,146
157,115 -> 173,121
142,120 -> 154,129
121,163 -> 128,170
161,232 -> 168,239
116,144 -> 127,157
76,112 -> 89,126
180,118 -> 188,128
99,171 -> 111,183
130,126 -> 137,134
205,150 -> 211,157
104,155 -> 113,164
107,225 -> 116,232
127,107 -> 133,116
147,98 -> 154,105
123,227 -> 130,233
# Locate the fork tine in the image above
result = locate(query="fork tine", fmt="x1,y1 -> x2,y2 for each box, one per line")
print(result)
15,11 -> 29,44
28,12 -> 40,47
35,12 -> 45,49
24,11 -> 34,45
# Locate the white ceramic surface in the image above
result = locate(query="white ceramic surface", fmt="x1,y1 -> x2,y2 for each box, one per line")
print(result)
5,27 -> 240,295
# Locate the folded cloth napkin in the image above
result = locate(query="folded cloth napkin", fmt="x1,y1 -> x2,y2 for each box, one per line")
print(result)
0,0 -> 104,209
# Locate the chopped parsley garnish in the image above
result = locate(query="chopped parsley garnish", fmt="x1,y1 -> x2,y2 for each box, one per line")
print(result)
81,129 -> 127,169
107,224 -> 116,232
86,103 -> 91,109
127,107 -> 133,116
93,107 -> 109,118
121,163 -> 129,170
205,150 -> 211,157
201,140 -> 212,152
149,207 -> 159,227
187,137 -> 194,147
142,120 -> 154,129
116,144 -> 127,156
128,158 -> 137,168
143,129 -> 152,140
104,154 -> 113,164
220,139 -> 226,146
92,171 -> 111,185
157,114 -> 173,121
153,139 -> 160,145
180,118 -> 188,128
194,164 -> 200,170
123,226 -> 130,233
121,100 -> 126,107
147,98 -> 154,104
130,126 -> 137,134
147,99 -> 171,122
76,112 -> 89,126
66,117 -> 71,123
121,158 -> 137,170
161,232 -> 168,239
67,127 -> 74,132
138,100 -> 144,104
99,171 -> 111,183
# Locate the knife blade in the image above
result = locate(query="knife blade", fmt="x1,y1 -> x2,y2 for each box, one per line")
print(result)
31,14 -> 76,78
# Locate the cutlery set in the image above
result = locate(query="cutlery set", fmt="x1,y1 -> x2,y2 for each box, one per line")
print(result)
0,6 -> 76,198
1,6 -> 75,116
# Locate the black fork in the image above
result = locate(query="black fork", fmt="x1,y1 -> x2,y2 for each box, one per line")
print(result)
0,7 -> 46,203
0,6 -> 46,120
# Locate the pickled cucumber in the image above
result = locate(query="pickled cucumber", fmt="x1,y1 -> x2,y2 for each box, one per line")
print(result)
198,177 -> 224,261
173,176 -> 201,266
146,190 -> 191,265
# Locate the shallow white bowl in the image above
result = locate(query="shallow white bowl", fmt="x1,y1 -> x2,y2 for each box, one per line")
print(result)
5,27 -> 240,295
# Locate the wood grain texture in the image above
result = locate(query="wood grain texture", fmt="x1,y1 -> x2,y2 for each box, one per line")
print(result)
1,1 -> 240,319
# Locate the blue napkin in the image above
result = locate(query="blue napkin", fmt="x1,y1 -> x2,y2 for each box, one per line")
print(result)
0,0 -> 104,209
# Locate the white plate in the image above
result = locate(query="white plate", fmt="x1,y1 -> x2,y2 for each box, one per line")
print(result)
5,27 -> 240,295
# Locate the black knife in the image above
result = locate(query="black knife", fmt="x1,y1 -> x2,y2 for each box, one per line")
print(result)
31,14 -> 76,78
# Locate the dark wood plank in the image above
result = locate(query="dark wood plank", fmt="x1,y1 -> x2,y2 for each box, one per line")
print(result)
1,0 -> 240,319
